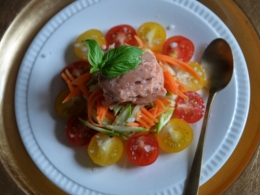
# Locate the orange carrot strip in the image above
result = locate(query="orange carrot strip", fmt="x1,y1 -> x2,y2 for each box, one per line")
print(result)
96,98 -> 108,124
126,122 -> 140,127
155,108 -> 165,118
67,82 -> 76,92
176,80 -> 187,91
140,114 -> 155,127
137,118 -> 150,128
163,70 -> 187,98
87,89 -> 104,126
149,107 -> 158,116
155,53 -> 200,80
105,111 -> 116,121
88,88 -> 103,102
62,87 -> 81,103
134,35 -> 144,48
65,69 -> 75,82
72,72 -> 91,85
78,83 -> 90,98
140,107 -> 158,123
154,99 -> 165,110
87,94 -> 104,127
158,98 -> 171,105
61,73 -> 71,84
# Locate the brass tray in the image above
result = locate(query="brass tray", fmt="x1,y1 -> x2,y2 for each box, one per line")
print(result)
0,0 -> 259,194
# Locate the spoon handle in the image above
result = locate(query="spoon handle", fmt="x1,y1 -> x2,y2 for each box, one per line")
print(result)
183,91 -> 216,195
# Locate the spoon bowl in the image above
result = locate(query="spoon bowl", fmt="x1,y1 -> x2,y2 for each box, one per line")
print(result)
202,39 -> 234,91
184,38 -> 233,195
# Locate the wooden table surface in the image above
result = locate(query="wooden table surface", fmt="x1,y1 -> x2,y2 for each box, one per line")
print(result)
0,0 -> 259,194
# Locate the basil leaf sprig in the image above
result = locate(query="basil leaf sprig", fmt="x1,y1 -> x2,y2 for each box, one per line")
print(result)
84,39 -> 143,78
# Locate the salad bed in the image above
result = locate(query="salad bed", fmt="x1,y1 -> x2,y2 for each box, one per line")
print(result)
54,22 -> 206,166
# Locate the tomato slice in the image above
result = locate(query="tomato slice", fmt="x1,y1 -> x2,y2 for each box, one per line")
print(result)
74,29 -> 106,60
126,134 -> 159,166
88,132 -> 124,166
176,62 -> 206,91
105,24 -> 137,47
137,22 -> 166,52
162,36 -> 194,62
54,89 -> 86,118
61,61 -> 90,83
175,91 -> 205,123
66,112 -> 97,146
157,118 -> 193,152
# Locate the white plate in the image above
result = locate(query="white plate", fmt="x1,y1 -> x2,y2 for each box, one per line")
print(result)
15,0 -> 250,194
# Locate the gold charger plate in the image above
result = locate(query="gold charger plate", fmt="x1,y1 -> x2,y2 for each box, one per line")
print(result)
0,0 -> 259,194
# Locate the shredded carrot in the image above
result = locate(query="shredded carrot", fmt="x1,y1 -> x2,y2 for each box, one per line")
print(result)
61,73 -> 71,84
67,82 -> 76,92
154,99 -> 165,110
149,107 -> 158,116
126,122 -> 140,127
140,107 -> 158,123
163,69 -> 187,98
134,35 -> 144,48
158,98 -> 171,105
78,83 -> 90,98
87,88 -> 104,127
72,72 -> 91,85
62,87 -> 81,103
140,114 -> 155,127
155,53 -> 200,80
96,98 -> 108,124
154,108 -> 165,118
65,69 -> 75,82
137,118 -> 150,128
105,111 -> 116,121
176,80 -> 186,91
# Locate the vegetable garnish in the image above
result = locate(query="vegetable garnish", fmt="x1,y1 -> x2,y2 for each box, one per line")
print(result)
84,39 -> 143,78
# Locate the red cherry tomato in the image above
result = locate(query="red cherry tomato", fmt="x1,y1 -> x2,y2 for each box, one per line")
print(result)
66,113 -> 97,146
162,36 -> 194,62
105,24 -> 137,47
61,61 -> 90,83
126,134 -> 159,166
175,91 -> 205,123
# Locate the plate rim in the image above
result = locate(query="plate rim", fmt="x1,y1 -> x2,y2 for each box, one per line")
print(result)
0,0 -> 259,194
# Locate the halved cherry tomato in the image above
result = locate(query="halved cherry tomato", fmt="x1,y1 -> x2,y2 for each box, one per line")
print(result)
137,22 -> 166,52
162,36 -> 194,62
105,24 -> 137,47
66,112 -> 97,146
176,62 -> 206,91
157,118 -> 193,153
54,89 -> 86,118
175,91 -> 205,123
61,61 -> 90,83
88,132 -> 124,166
74,29 -> 106,60
126,134 -> 159,166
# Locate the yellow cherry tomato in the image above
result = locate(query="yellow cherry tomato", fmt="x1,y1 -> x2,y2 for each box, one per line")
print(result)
176,62 -> 206,91
88,132 -> 124,166
137,22 -> 166,52
54,89 -> 86,118
157,118 -> 193,153
74,29 -> 106,61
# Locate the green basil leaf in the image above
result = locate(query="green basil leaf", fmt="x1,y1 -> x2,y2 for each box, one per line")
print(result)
83,39 -> 104,72
100,46 -> 143,78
